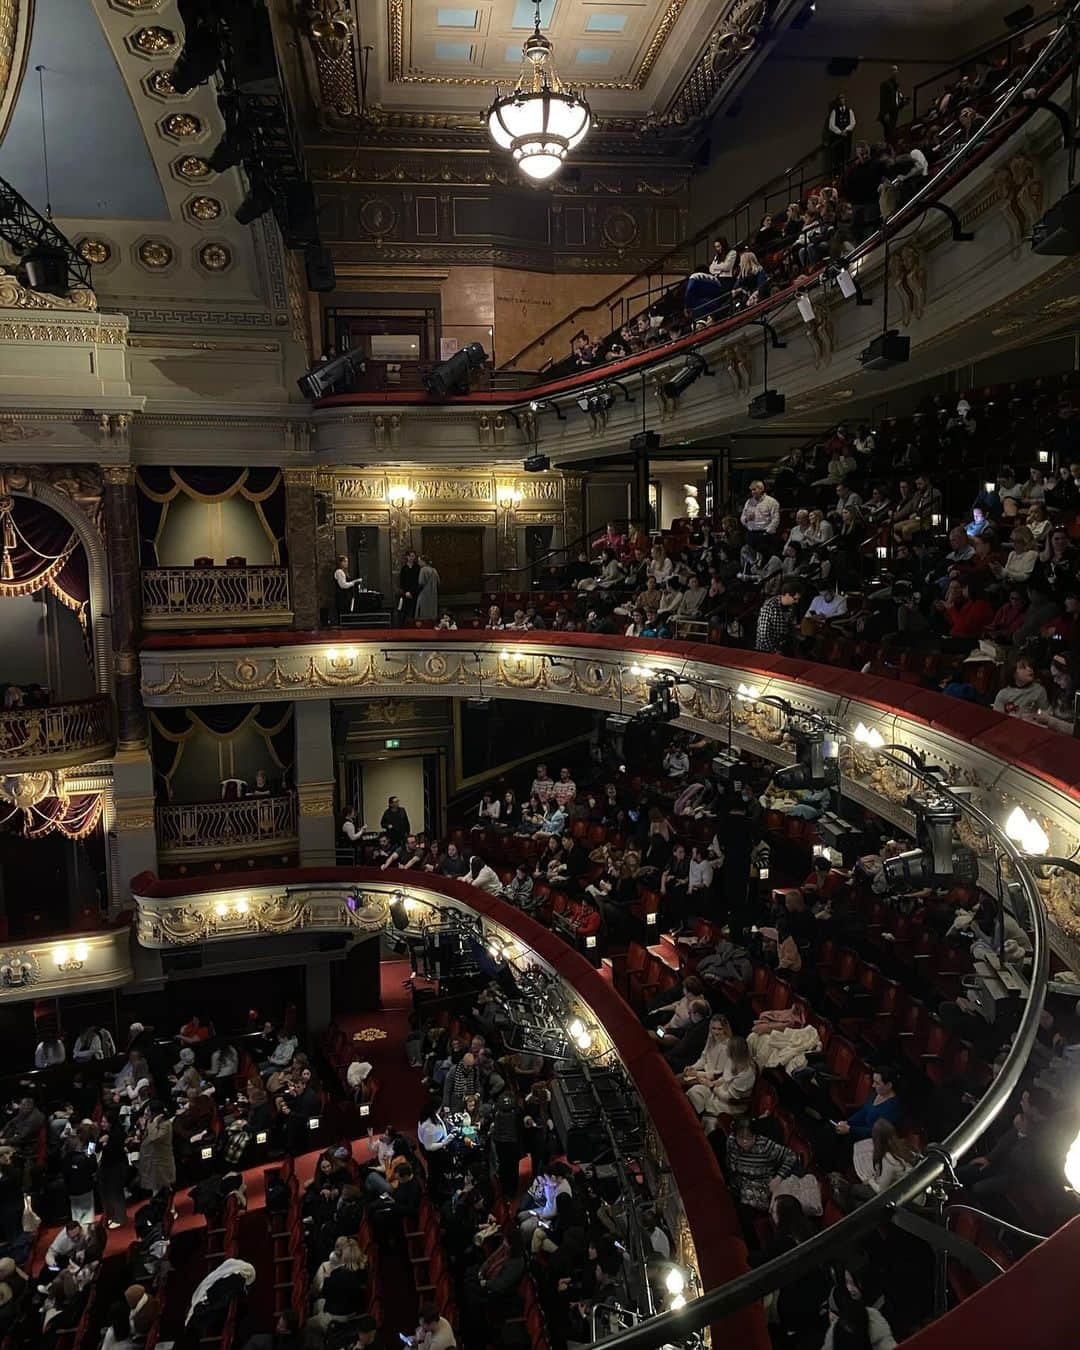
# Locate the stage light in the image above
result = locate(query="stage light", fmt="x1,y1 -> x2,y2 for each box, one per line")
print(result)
576,1030 -> 593,1050
389,892 -> 410,932
298,345 -> 366,401
773,730 -> 838,790
235,183 -> 274,226
662,352 -> 709,400
568,1018 -> 585,1039
424,342 -> 487,397
665,1267 -> 686,1296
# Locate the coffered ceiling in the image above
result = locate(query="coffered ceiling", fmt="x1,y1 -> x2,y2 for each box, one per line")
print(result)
282,0 -> 789,155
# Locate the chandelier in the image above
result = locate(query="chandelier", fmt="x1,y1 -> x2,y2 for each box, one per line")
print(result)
486,3 -> 591,182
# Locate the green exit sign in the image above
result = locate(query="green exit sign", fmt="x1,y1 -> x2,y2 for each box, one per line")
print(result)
384,738 -> 401,749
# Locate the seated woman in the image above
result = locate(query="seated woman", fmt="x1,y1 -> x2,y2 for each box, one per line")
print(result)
831,1118 -> 918,1213
681,1014 -> 732,1116
310,1236 -> 368,1331
725,1117 -> 800,1212
686,1036 -> 756,1132
514,793 -> 547,838
816,1066 -> 901,1172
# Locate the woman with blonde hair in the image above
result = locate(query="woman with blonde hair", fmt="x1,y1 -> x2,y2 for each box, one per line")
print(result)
682,1015 -> 732,1120
311,1235 -> 368,1328
686,1034 -> 756,1132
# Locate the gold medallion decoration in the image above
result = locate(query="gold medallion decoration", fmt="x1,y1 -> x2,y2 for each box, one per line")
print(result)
145,69 -> 178,98
132,25 -> 177,54
137,239 -> 173,270
198,243 -> 231,272
111,0 -> 164,9
76,239 -> 111,266
176,155 -> 211,180
353,1027 -> 389,1042
188,195 -> 223,222
162,112 -> 202,139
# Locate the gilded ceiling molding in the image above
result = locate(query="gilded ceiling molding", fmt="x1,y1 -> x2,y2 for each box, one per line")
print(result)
0,0 -> 31,145
386,0 -> 689,94
0,268 -> 98,312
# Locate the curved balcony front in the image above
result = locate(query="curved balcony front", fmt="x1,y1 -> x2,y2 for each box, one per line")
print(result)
155,790 -> 299,863
141,565 -> 293,630
0,694 -> 115,774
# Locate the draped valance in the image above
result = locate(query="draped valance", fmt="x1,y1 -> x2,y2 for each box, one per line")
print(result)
0,495 -> 90,626
0,791 -> 102,840
150,703 -> 295,791
136,468 -> 287,567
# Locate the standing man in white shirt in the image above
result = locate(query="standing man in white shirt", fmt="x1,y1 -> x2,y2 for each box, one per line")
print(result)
740,481 -> 780,555
332,554 -> 359,621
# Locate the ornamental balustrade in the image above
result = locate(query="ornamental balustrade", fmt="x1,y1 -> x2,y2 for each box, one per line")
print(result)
155,790 -> 299,861
0,695 -> 114,772
141,566 -> 292,628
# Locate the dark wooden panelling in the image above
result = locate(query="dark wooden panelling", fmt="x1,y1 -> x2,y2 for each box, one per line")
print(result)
563,207 -> 586,247
415,195 -> 439,237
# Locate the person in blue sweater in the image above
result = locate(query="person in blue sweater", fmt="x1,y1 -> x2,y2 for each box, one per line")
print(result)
834,1068 -> 902,1142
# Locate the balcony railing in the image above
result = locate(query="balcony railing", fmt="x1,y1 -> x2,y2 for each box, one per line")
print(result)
0,695 -> 114,772
141,566 -> 293,630
156,791 -> 299,862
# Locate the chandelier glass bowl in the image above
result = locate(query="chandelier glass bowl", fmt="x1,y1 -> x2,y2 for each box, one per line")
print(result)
486,11 -> 591,181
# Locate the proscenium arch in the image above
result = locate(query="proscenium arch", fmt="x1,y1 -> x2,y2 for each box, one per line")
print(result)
6,476 -> 113,696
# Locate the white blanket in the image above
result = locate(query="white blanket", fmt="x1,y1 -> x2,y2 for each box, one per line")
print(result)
747,1024 -> 822,1076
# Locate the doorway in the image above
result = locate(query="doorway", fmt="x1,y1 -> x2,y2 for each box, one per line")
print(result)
421,527 -> 485,596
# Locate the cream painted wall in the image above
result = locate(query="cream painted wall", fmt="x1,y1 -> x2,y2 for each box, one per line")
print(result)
156,495 -> 276,567
361,756 -> 426,838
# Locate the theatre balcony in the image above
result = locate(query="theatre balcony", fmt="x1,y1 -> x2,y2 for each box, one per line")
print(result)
0,694 -> 114,774
140,564 -> 293,631
136,468 -> 292,632
155,790 -> 299,866
0,926 -> 134,1005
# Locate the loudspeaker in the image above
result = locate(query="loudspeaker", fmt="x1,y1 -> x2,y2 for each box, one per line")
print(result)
304,245 -> 336,293
282,183 -> 320,248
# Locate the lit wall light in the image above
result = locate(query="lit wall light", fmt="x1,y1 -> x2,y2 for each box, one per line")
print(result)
1038,450 -> 1049,464
568,1017 -> 585,1039
1004,806 -> 1049,856
54,943 -> 88,972
736,683 -> 760,701
853,722 -> 885,750
389,485 -> 415,508
576,1030 -> 593,1050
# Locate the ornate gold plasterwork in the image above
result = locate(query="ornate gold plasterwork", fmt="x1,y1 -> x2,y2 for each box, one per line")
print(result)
197,242 -> 231,272
297,782 -> 335,817
161,111 -> 202,139
0,268 -> 98,311
136,886 -> 390,947
76,238 -> 111,266
137,239 -> 173,270
0,770 -> 58,810
131,25 -> 176,54
188,195 -> 223,222
145,68 -> 178,98
353,1027 -> 388,1042
0,1 -> 32,147
176,154 -> 211,180
887,244 -> 928,327
387,0 -> 690,93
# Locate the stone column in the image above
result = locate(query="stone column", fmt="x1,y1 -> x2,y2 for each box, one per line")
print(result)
284,468 -> 319,630
102,466 -> 146,751
110,754 -> 159,906
294,700 -> 336,864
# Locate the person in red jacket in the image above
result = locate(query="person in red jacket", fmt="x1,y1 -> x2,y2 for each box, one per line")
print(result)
938,576 -> 994,649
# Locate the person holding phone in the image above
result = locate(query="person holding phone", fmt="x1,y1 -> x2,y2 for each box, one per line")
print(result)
413,1302 -> 456,1349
